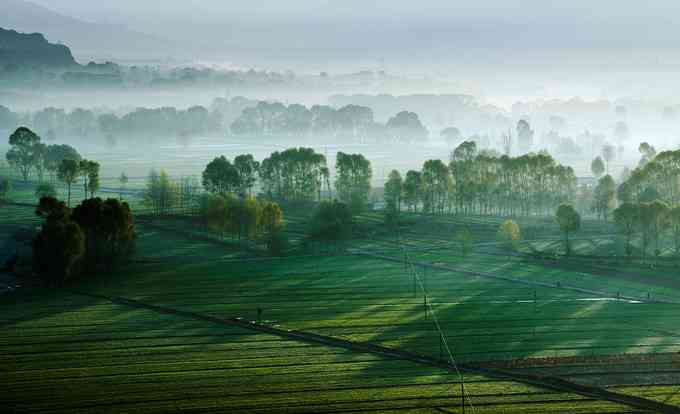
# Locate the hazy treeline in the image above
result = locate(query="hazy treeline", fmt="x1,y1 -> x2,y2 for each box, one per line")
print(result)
0,97 -> 260,144
230,101 -> 428,143
0,97 -> 430,146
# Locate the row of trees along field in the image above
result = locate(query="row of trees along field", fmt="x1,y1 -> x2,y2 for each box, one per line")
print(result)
601,147 -> 680,262
384,141 -> 576,217
4,127 -> 99,206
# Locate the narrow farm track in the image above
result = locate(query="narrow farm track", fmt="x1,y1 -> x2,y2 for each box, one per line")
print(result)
69,289 -> 678,414
353,250 -> 676,305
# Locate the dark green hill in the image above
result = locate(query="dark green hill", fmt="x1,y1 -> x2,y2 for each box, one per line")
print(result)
0,27 -> 77,67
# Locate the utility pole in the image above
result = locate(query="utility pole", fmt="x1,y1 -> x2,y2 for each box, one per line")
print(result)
439,332 -> 443,360
424,295 -> 428,319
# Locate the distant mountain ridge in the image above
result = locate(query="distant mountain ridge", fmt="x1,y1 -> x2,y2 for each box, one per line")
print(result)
0,27 -> 77,66
0,0 -> 174,60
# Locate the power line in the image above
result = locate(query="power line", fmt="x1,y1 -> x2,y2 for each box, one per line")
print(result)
396,230 -> 477,414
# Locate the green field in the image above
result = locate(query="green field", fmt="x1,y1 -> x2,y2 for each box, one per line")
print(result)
3,201 -> 680,412
2,288 -> 637,413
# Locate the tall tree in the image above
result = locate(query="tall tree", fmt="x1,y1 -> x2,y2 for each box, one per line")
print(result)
57,159 -> 80,207
593,175 -> 616,222
145,170 -> 179,215
45,144 -> 81,182
555,204 -> 580,256
498,219 -> 521,255
233,154 -> 260,196
613,203 -> 639,258
384,170 -> 403,212
403,170 -> 423,213
335,152 -> 372,214
6,127 -> 41,182
33,197 -> 85,285
202,156 -> 240,195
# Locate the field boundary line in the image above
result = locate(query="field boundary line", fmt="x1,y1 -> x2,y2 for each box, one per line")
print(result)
68,289 -> 680,413
353,250 -> 677,305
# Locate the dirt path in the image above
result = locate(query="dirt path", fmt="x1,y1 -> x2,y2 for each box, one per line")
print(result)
70,289 -> 677,413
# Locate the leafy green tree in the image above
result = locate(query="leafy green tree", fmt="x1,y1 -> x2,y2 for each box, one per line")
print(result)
593,175 -> 616,222
33,197 -> 85,285
261,202 -> 283,235
79,160 -> 100,200
45,144 -> 81,181
233,154 -> 260,195
647,200 -> 670,263
384,170 -> 403,226
403,170 -> 423,212
422,159 -> 451,215
308,201 -> 353,245
145,170 -> 179,215
204,194 -> 231,238
6,127 -> 41,182
260,148 -> 327,201
613,203 -> 639,258
498,219 -> 521,254
202,155 -> 240,195
72,197 -> 136,271
555,204 -> 581,256
57,159 -> 80,207
33,143 -> 48,182
384,170 -> 403,211
335,152 -> 372,214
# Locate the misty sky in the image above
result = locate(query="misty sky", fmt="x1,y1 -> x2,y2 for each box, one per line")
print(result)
27,0 -> 680,53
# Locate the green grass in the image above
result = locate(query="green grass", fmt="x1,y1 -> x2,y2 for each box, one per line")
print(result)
0,290 -> 636,413
3,205 -> 680,411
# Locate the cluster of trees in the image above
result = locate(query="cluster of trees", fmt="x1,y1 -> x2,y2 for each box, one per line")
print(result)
613,201 -> 680,263
230,101 -> 428,143
594,147 -> 680,262
143,170 -> 201,216
384,141 -> 576,218
6,127 -> 79,182
260,148 -> 329,202
4,127 -> 101,205
33,196 -> 135,285
307,200 -> 354,245
201,193 -> 284,247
